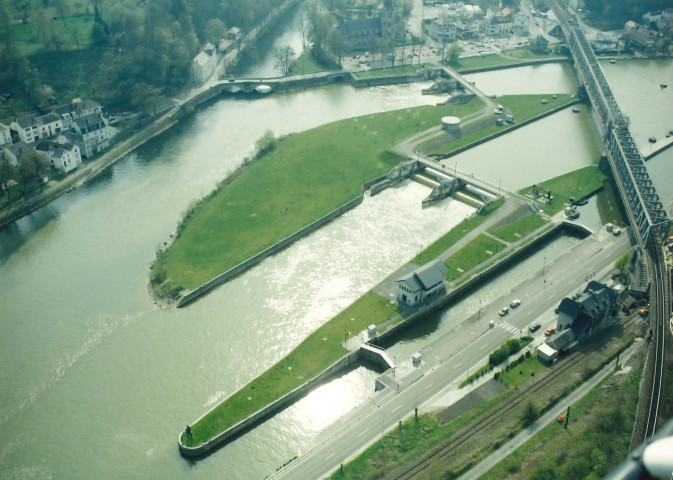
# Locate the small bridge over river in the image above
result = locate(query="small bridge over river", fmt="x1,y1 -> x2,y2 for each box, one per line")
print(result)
548,0 -> 670,247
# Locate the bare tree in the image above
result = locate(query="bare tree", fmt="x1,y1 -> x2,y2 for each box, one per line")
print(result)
273,45 -> 295,76
298,12 -> 309,50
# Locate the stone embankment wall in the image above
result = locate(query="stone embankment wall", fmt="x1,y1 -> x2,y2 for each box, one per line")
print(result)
177,175 -> 387,307
178,350 -> 361,457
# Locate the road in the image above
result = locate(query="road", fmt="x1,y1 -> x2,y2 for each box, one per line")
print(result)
270,226 -> 630,479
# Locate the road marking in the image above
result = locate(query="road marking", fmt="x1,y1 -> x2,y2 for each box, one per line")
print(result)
479,343 -> 487,350
326,452 -> 335,460
357,428 -> 370,438
548,294 -> 555,299
392,405 -> 402,413
425,382 -> 434,390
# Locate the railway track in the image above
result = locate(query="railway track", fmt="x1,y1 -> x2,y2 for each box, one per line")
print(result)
391,314 -> 642,480
642,241 -> 669,440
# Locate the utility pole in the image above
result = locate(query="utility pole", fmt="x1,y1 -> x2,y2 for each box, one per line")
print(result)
564,406 -> 570,429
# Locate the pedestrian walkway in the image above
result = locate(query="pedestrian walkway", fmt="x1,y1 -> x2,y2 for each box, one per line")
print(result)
456,340 -> 644,480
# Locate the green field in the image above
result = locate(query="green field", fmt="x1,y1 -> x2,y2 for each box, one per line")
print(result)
426,94 -> 576,155
158,98 -> 485,295
291,51 -> 326,75
410,197 -> 504,266
488,213 -> 548,242
444,234 -> 507,282
454,54 -> 523,71
519,166 -> 607,215
183,292 -> 398,446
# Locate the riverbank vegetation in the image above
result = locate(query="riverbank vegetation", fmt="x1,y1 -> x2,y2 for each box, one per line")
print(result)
157,98 -> 485,296
182,291 -> 398,446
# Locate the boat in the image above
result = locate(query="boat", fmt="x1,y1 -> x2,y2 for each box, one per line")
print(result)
609,59 -> 616,64
255,84 -> 272,94
649,136 -> 657,143
666,130 -> 673,138
572,107 -> 580,113
66,187 -> 73,193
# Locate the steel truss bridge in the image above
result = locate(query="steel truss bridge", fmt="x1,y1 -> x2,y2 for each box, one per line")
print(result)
548,1 -> 670,248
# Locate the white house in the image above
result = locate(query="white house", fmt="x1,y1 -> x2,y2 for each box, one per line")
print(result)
396,261 -> 449,307
0,123 -> 11,147
10,113 -> 64,144
191,42 -> 219,85
10,115 -> 41,143
37,136 -> 82,173
70,112 -> 116,158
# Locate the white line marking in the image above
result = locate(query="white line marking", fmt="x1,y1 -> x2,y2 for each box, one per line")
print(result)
392,405 -> 402,413
326,452 -> 335,460
425,382 -> 434,390
479,344 -> 487,350
357,428 -> 370,438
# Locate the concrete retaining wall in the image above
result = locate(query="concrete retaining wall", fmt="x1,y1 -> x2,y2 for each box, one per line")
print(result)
177,174 -> 388,307
457,57 -> 570,75
179,350 -> 360,458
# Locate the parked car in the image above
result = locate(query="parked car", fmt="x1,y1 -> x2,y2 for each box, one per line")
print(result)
528,322 -> 541,333
510,299 -> 521,308
544,325 -> 557,336
613,227 -> 622,236
499,307 -> 510,317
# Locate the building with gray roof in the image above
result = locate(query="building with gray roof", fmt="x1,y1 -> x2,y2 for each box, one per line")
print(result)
556,281 -> 617,338
396,260 -> 449,306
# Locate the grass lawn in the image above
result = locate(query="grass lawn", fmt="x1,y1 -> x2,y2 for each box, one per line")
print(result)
411,197 -> 504,266
426,94 -> 576,155
184,292 -> 398,446
519,166 -> 607,216
11,15 -> 94,56
444,234 -> 507,282
453,54 -> 523,72
291,51 -> 326,75
161,97 -> 485,293
488,213 -> 548,242
351,63 -> 436,80
499,355 -> 548,388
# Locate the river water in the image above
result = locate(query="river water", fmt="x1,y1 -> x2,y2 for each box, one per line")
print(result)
1,37 -> 671,480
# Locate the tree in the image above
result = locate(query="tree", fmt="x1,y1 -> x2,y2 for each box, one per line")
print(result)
254,130 -> 276,157
18,151 -> 50,194
273,45 -> 295,76
447,43 -> 462,66
521,400 -> 538,426
33,9 -> 51,48
204,18 -> 226,45
0,155 -> 18,203
298,12 -> 309,50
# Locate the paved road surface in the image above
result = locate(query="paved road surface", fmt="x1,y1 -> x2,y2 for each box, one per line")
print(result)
270,227 -> 629,479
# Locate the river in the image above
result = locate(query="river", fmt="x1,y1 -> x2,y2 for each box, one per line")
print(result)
0,32 -> 671,480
